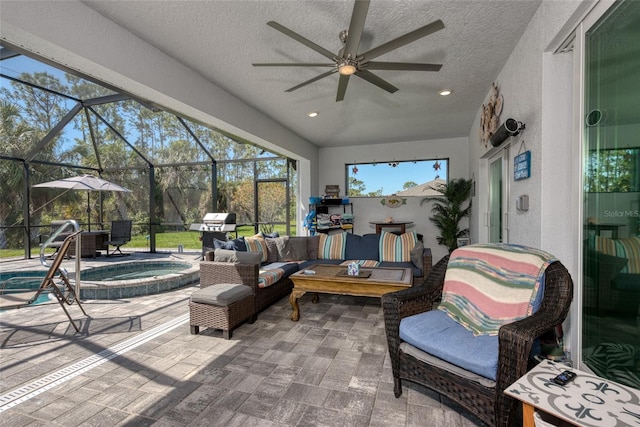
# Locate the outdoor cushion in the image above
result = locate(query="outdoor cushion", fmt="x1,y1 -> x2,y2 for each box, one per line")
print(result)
258,268 -> 285,288
214,249 -> 262,265
399,342 -> 496,388
191,284 -> 253,306
244,235 -> 268,263
379,231 -> 418,262
400,309 -> 499,380
345,233 -> 380,261
213,237 -> 247,252
438,243 -> 554,336
318,232 -> 347,260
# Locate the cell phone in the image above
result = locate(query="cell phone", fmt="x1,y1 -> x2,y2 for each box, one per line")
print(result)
551,370 -> 577,386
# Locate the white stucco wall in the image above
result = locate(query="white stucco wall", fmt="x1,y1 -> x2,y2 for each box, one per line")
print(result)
468,1 -> 583,258
467,0 -> 589,363
318,137 -> 469,262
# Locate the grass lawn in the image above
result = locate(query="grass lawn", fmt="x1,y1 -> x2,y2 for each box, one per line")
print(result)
0,224 -> 298,258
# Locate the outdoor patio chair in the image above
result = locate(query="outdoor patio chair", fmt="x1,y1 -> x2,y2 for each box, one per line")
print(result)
0,231 -> 89,333
382,243 -> 574,427
105,220 -> 132,256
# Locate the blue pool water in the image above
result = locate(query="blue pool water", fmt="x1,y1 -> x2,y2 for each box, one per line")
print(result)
1,261 -> 195,304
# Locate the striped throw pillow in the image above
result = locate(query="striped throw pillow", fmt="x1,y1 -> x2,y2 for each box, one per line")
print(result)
594,235 -> 640,274
318,232 -> 347,260
438,243 -> 556,336
379,231 -> 418,262
244,236 -> 268,263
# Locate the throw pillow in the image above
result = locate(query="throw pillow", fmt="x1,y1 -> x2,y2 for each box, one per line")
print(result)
379,231 -> 418,262
264,237 -> 282,263
410,240 -> 424,271
307,235 -> 320,260
244,236 -> 268,263
274,236 -> 292,261
318,232 -> 347,260
286,236 -> 309,260
345,233 -> 380,260
213,237 -> 247,252
438,243 -> 556,336
213,249 -> 262,265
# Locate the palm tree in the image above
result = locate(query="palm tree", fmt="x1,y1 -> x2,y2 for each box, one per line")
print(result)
420,178 -> 473,253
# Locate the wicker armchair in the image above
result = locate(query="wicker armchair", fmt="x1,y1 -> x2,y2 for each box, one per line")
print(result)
382,253 -> 574,427
200,251 -> 293,314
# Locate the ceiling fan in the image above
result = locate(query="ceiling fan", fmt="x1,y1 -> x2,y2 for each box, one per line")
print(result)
252,0 -> 444,102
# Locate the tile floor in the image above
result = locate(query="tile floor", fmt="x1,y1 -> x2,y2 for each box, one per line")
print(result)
1,255 -> 485,426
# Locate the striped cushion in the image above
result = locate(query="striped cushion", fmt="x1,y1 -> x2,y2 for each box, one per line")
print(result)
594,235 -> 640,274
318,232 -> 347,260
438,243 -> 556,336
258,268 -> 285,288
340,259 -> 381,268
244,236 -> 268,263
379,231 -> 418,262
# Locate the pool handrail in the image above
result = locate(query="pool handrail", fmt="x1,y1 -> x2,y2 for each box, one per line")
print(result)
40,220 -> 80,268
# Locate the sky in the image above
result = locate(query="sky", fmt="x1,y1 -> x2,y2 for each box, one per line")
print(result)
345,159 -> 447,195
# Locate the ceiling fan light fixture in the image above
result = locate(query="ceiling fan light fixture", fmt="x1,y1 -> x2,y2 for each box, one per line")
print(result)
438,89 -> 453,96
338,59 -> 358,76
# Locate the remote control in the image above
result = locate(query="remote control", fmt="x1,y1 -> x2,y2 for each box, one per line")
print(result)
551,370 -> 577,386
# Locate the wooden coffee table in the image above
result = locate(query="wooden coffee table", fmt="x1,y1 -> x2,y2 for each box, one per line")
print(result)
289,264 -> 413,321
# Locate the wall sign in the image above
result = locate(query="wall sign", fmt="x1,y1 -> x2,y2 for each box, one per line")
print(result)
514,150 -> 531,181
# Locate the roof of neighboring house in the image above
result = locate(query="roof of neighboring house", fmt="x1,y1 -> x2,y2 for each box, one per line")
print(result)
396,178 -> 446,197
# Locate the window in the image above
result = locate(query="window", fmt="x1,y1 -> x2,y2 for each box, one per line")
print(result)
345,159 -> 448,197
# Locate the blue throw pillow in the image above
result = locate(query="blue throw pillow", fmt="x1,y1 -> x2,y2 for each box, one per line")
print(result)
213,237 -> 247,252
345,233 -> 380,261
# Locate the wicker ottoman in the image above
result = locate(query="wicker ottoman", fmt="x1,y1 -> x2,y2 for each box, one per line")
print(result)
189,284 -> 255,339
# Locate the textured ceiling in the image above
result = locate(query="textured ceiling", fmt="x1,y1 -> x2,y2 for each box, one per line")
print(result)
82,0 -> 541,148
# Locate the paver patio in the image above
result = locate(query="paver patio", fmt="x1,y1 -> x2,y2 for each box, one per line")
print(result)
0,252 -> 484,426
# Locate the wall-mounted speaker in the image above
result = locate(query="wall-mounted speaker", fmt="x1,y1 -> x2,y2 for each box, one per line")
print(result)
490,118 -> 526,147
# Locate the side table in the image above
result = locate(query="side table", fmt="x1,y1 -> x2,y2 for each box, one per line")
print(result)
505,359 -> 640,426
369,221 -> 413,234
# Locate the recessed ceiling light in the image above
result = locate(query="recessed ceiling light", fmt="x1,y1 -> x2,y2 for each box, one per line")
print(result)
307,111 -> 319,118
438,89 -> 453,96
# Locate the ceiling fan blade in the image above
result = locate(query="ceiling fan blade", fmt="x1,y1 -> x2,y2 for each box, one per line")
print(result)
267,21 -> 336,61
366,61 -> 442,72
285,69 -> 337,92
354,70 -> 398,93
253,63 -> 335,67
360,20 -> 445,62
336,74 -> 350,102
343,0 -> 370,59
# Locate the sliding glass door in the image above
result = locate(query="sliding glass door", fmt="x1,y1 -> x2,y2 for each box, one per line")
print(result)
581,0 -> 640,389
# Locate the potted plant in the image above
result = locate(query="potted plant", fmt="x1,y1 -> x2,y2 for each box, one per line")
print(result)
420,178 -> 473,253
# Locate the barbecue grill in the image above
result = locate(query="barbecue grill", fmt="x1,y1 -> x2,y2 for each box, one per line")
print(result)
191,213 -> 237,259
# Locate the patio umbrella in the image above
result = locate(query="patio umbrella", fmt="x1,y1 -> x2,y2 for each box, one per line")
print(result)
33,175 -> 131,231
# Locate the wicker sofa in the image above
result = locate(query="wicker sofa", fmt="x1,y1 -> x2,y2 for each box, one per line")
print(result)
382,244 -> 574,427
200,232 -> 433,315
